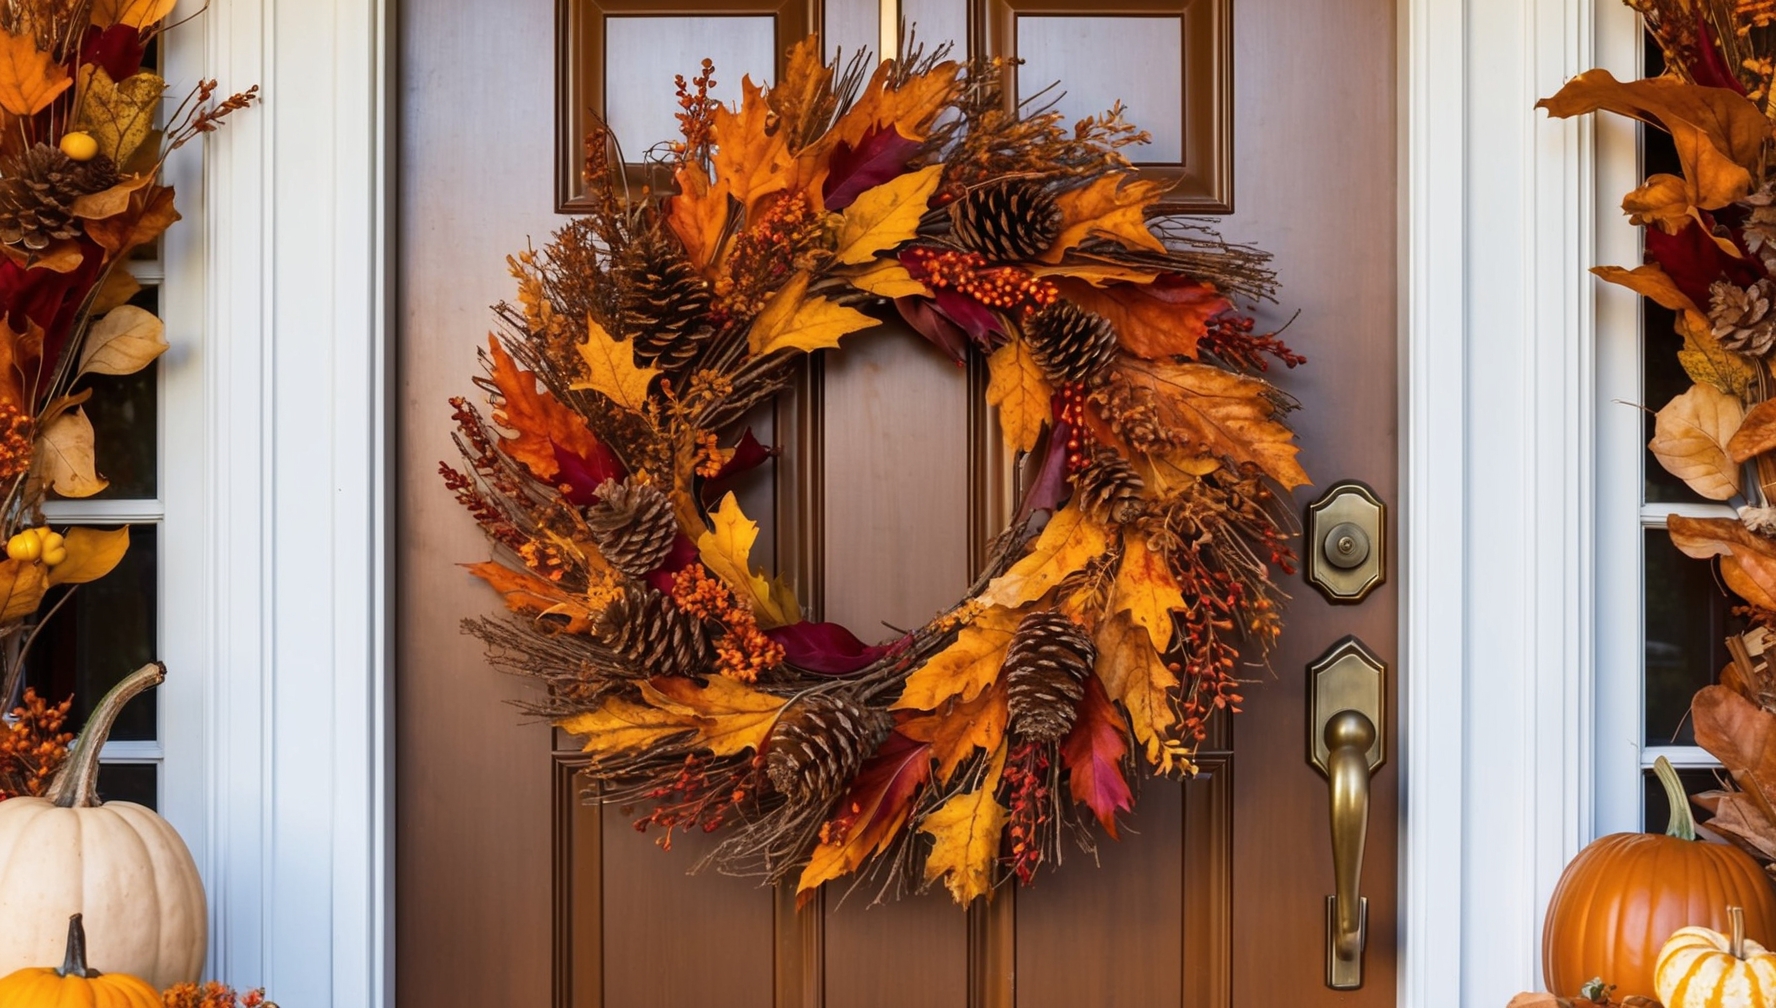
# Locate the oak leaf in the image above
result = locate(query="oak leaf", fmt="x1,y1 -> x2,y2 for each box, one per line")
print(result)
1112,359 -> 1309,489
832,164 -> 943,265
1094,610 -> 1181,770
893,606 -> 1023,711
665,168 -> 731,276
1646,384 -> 1743,499
0,559 -> 46,624
47,526 -> 128,587
1110,531 -> 1184,650
78,304 -> 166,376
798,731 -> 932,898
766,37 -> 834,151
559,695 -> 697,755
1729,397 -> 1776,464
842,258 -> 928,299
747,271 -> 877,356
1040,174 -> 1168,263
85,183 -> 179,259
33,407 -> 106,497
74,68 -> 164,165
977,505 -> 1111,610
89,0 -> 177,27
1060,675 -> 1134,837
985,337 -> 1052,454
711,76 -> 789,219
697,492 -> 801,628
919,744 -> 1008,904
571,316 -> 659,412
896,677 -> 1009,783
1667,514 -> 1776,609
0,31 -> 70,116
831,60 -> 961,149
641,675 -> 787,757
1591,263 -> 1699,313
1055,275 -> 1227,361
485,337 -> 606,482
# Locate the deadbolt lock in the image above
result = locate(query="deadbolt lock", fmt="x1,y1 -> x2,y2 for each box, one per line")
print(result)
1305,482 -> 1386,604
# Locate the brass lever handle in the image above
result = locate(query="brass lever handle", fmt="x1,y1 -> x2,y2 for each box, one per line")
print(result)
1325,709 -> 1375,976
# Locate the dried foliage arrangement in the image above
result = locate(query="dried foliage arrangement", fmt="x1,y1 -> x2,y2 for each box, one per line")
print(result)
448,35 -> 1303,904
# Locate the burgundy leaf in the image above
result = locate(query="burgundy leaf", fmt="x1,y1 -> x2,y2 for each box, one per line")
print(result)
643,534 -> 700,593
895,295 -> 970,363
1060,676 -> 1134,838
79,25 -> 146,81
1693,16 -> 1748,94
551,440 -> 627,506
1646,218 -> 1763,308
931,288 -> 1005,350
823,126 -> 923,211
700,427 -> 779,505
1015,416 -> 1072,522
767,620 -> 891,675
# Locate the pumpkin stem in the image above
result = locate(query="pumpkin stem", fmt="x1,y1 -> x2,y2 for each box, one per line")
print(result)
59,913 -> 99,978
45,662 -> 165,809
1733,905 -> 1747,959
1654,755 -> 1697,841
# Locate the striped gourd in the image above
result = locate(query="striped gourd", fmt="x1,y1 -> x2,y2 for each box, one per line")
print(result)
1656,907 -> 1776,1008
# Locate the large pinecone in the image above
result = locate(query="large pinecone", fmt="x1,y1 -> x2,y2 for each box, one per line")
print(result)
0,144 -> 118,251
618,230 -> 713,369
594,585 -> 713,677
586,477 -> 679,577
1071,448 -> 1145,524
1710,279 -> 1776,357
766,692 -> 890,803
1026,302 -> 1120,385
1002,611 -> 1096,742
950,180 -> 1062,262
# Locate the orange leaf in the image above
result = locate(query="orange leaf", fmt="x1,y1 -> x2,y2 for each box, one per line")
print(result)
640,676 -> 787,757
1623,173 -> 1694,233
1648,384 -> 1743,500
665,168 -> 731,277
897,678 -> 1009,784
977,505 -> 1111,610
712,76 -> 790,219
1110,531 -> 1184,650
484,336 -> 605,481
0,558 -> 45,623
1060,675 -> 1133,838
464,561 -> 592,630
797,732 -> 931,899
1110,359 -> 1309,489
767,37 -> 835,151
1591,263 -> 1699,314
1094,610 -> 1181,770
1040,174 -> 1168,263
832,59 -> 962,149
1729,397 -> 1776,464
1668,514 -> 1776,608
1056,276 -> 1228,361
85,184 -> 179,260
0,30 -> 70,116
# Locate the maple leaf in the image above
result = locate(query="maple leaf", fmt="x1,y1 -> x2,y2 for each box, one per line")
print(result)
484,337 -> 606,481
976,505 -> 1111,610
1111,359 -> 1309,490
0,30 -> 70,116
841,259 -> 929,300
559,695 -> 697,755
1060,675 -> 1134,838
666,167 -> 731,276
73,67 -> 164,165
830,60 -> 962,149
1668,514 -> 1776,609
919,744 -> 1008,904
892,606 -> 1023,711
1055,275 -> 1229,361
897,678 -> 1009,783
1111,531 -> 1184,650
0,559 -> 46,624
1648,384 -> 1743,500
985,337 -> 1052,454
797,731 -> 932,899
832,164 -> 943,265
1094,610 -> 1181,770
1728,396 -> 1776,465
766,36 -> 834,150
747,271 -> 877,356
47,526 -> 129,588
33,407 -> 105,497
711,76 -> 790,219
696,492 -> 801,628
1590,263 -> 1699,313
641,675 -> 787,757
570,316 -> 658,412
1040,174 -> 1168,263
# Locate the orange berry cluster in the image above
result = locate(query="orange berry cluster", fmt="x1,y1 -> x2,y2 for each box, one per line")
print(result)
635,752 -> 762,849
902,247 -> 1059,313
0,690 -> 72,801
693,430 -> 727,478
0,402 -> 30,482
162,983 -> 274,1008
670,564 -> 786,682
1055,382 -> 1096,472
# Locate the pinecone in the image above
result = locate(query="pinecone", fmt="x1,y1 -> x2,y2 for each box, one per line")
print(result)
1071,448 -> 1145,524
594,585 -> 713,677
766,692 -> 890,803
618,229 -> 713,370
950,180 -> 1063,262
585,477 -> 679,577
1026,301 -> 1120,385
1002,611 -> 1096,742
0,144 -> 118,251
1710,279 -> 1776,357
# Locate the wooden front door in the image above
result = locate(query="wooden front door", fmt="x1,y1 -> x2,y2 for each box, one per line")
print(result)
396,1 -> 1398,1005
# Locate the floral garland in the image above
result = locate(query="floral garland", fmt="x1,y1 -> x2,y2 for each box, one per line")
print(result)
449,36 -> 1304,904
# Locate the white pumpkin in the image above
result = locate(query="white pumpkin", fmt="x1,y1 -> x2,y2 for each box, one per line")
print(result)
1656,906 -> 1776,1008
0,663 -> 204,989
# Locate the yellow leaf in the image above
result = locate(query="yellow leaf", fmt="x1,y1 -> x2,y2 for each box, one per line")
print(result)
89,0 -> 177,28
73,67 -> 165,166
559,696 -> 696,755
977,505 -> 1111,611
830,60 -> 962,149
893,606 -> 1024,711
896,680 -> 1008,783
696,492 -> 800,628
985,337 -> 1052,454
1110,359 -> 1309,490
0,31 -> 69,116
570,316 -> 658,412
832,165 -> 943,265
843,259 -> 929,299
1094,610 -> 1181,770
1110,532 -> 1184,650
34,407 -> 106,498
1676,308 -> 1757,397
0,559 -> 46,624
1029,261 -> 1162,286
1591,263 -> 1699,314
747,271 -> 877,357
666,168 -> 731,277
47,526 -> 128,587
712,76 -> 790,219
919,745 -> 1008,905
641,676 -> 787,757
1623,173 -> 1694,232
79,304 -> 167,376
1040,174 -> 1168,264
1648,384 -> 1743,500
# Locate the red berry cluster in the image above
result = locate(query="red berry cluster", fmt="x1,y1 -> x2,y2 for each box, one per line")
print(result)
1197,312 -> 1305,372
634,752 -> 763,850
902,247 -> 1059,314
1003,740 -> 1054,885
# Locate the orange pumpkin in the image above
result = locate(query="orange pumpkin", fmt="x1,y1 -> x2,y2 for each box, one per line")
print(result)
0,914 -> 161,1008
1543,757 -> 1776,999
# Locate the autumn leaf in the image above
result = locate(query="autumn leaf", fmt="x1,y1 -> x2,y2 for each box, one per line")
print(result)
747,271 -> 877,356
641,675 -> 787,757
89,0 -> 177,27
0,30 -> 70,116
832,165 -> 943,265
78,304 -> 166,376
1729,397 -> 1776,464
697,492 -> 801,628
711,76 -> 789,219
1591,263 -> 1700,313
1094,610 -> 1181,770
1692,685 -> 1776,826
766,37 -> 834,150
559,695 -> 697,755
977,506 -> 1111,610
485,337 -> 608,482
830,60 -> 962,149
842,259 -> 928,299
1055,275 -> 1228,360
897,677 -> 1009,783
1645,384 -> 1743,499
74,68 -> 165,165
0,559 -> 46,624
1029,261 -> 1161,286
1623,173 -> 1694,233
1061,675 -> 1134,837
893,606 -> 1023,711
1111,531 -> 1184,650
1110,359 -> 1309,489
1675,308 -> 1757,397
71,172 -> 153,221
463,560 -> 599,633
1668,514 -> 1776,609
570,316 -> 658,412
919,744 -> 1008,904
666,168 -> 731,276
89,268 -> 141,315
1040,174 -> 1168,263
1694,788 -> 1776,861
985,337 -> 1051,454
34,407 -> 106,497
47,526 -> 128,587
84,183 -> 179,259
798,731 -> 932,898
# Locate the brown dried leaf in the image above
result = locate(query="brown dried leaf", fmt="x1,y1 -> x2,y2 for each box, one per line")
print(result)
0,559 -> 46,624
1667,515 -> 1776,608
33,407 -> 106,498
1676,309 -> 1757,397
78,304 -> 167,377
1112,359 -> 1308,489
1592,263 -> 1699,314
1055,276 -> 1229,361
1693,684 -> 1776,826
1647,384 -> 1743,499
85,184 -> 179,259
89,0 -> 177,28
1730,398 -> 1776,464
73,68 -> 165,165
1694,789 -> 1776,860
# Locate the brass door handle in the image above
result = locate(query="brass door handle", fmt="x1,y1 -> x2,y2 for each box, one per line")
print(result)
1325,709 -> 1375,980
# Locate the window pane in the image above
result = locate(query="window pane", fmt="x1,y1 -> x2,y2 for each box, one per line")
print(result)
69,286 -> 158,500
603,16 -> 775,160
1642,765 -> 1721,834
1017,16 -> 1183,163
24,525 -> 157,740
97,762 -> 156,809
1645,529 -> 1740,745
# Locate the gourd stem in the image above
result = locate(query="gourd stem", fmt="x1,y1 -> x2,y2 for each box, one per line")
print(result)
1733,905 -> 1747,960
59,914 -> 91,978
45,662 -> 164,809
1654,755 -> 1697,841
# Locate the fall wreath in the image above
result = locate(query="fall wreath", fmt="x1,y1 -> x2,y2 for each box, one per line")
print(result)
447,36 -> 1305,904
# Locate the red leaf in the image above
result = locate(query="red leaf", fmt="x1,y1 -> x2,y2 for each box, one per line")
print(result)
895,295 -> 969,363
1693,17 -> 1748,94
823,125 -> 923,211
642,534 -> 701,593
1060,676 -> 1134,837
767,620 -> 891,675
798,730 -> 932,902
1055,275 -> 1229,360
78,25 -> 145,81
1646,218 -> 1763,309
931,287 -> 1004,347
551,441 -> 627,506
1015,416 -> 1071,522
699,427 -> 778,505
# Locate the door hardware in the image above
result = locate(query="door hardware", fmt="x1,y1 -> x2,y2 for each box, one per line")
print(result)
1305,482 -> 1386,604
1307,636 -> 1387,990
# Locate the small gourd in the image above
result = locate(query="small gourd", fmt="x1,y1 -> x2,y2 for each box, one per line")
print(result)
1656,906 -> 1776,1008
0,914 -> 161,1008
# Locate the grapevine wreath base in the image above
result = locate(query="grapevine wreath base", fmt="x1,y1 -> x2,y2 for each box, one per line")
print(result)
445,36 -> 1307,905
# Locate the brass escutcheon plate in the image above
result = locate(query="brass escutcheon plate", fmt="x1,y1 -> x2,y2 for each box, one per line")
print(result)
1304,481 -> 1387,604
